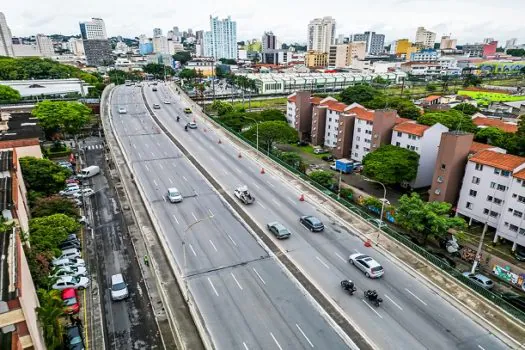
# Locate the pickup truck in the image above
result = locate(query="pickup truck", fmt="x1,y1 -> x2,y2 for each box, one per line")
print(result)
234,185 -> 255,204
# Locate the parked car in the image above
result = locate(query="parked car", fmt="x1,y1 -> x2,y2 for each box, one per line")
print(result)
52,258 -> 85,268
299,215 -> 324,232
52,265 -> 87,278
167,187 -> 183,203
74,188 -> 95,198
77,165 -> 100,179
462,272 -> 494,289
349,253 -> 384,278
313,147 -> 328,154
60,186 -> 80,197
59,248 -> 82,260
62,288 -> 80,314
59,240 -> 81,251
52,275 -> 90,290
65,324 -> 85,350
321,155 -> 334,162
63,234 -> 80,244
499,293 -> 525,312
267,222 -> 291,239
297,141 -> 308,147
378,198 -> 391,206
110,273 -> 129,301
514,249 -> 525,262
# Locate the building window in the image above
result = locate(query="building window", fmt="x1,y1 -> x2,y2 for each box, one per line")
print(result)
483,208 -> 489,214
357,136 -> 360,141
469,189 -> 477,197
518,195 -> 525,203
472,176 -> 480,185
509,208 -> 514,213
475,164 -> 483,171
466,202 -> 473,209
410,146 -> 416,151
513,210 -> 523,218
437,176 -> 444,183
490,182 -> 496,188
355,144 -> 359,149
509,224 -> 519,232
329,118 -> 332,122
441,164 -> 446,170
494,168 -> 501,175
497,184 -> 506,191
493,198 -> 502,205
396,142 -> 400,146
327,132 -> 330,136
487,195 -> 493,201
397,131 -> 402,137
354,152 -> 358,157
501,170 -> 510,177
357,128 -> 361,132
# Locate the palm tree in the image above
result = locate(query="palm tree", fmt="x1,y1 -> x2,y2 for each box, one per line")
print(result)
36,289 -> 64,349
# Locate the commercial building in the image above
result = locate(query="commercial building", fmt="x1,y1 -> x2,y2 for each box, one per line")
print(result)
262,31 -> 276,52
410,49 -> 440,62
307,16 -> 336,53
12,44 -> 41,57
462,43 -> 484,58
401,62 -> 443,76
152,35 -> 169,54
203,15 -> 237,60
262,50 -> 293,65
352,31 -> 385,55
415,27 -> 436,49
483,41 -> 498,57
505,38 -> 518,50
0,12 -> 14,57
153,28 -> 162,37
305,50 -> 328,68
83,39 -> 113,66
79,17 -> 107,40
36,34 -> 54,57
67,38 -> 85,56
440,35 -> 457,50
328,42 -> 366,68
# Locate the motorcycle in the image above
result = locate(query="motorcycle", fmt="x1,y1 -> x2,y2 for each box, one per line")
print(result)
176,116 -> 180,122
364,289 -> 383,307
184,125 -> 188,131
340,280 -> 356,295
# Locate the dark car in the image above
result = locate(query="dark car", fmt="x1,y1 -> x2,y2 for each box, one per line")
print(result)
297,141 -> 308,147
66,325 -> 85,350
59,240 -> 81,250
299,215 -> 324,232
514,249 -> 525,262
267,222 -> 291,239
321,155 -> 334,162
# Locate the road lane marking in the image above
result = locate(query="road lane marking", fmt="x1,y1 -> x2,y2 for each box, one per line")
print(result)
335,252 -> 346,263
168,178 -> 173,184
157,142 -> 161,147
270,333 -> 283,350
243,342 -> 249,350
477,346 -> 486,350
287,198 -> 296,205
159,164 -> 164,169
266,181 -> 275,188
271,199 -> 282,207
153,180 -> 158,187
207,278 -> 219,296
172,214 -> 179,225
257,201 -> 266,209
362,299 -> 383,318
227,234 -> 237,246
253,268 -> 266,284
137,152 -> 142,159
192,212 -> 198,221
132,143 -> 137,149
405,288 -> 427,306
315,256 -> 330,269
208,209 -> 214,217
296,324 -> 314,348
235,168 -> 242,174
209,240 -> 218,252
151,152 -> 155,157
162,196 -> 166,202
384,294 -> 403,310
224,171 -> 229,175
145,164 -> 150,172
352,248 -> 359,253
231,272 -> 243,290
253,183 -> 260,189
189,244 -> 197,256
183,176 -> 188,181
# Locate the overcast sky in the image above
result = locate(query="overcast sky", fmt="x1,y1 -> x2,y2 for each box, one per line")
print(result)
4,0 -> 525,45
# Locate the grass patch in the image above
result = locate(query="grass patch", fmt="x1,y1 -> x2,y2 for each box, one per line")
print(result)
232,97 -> 287,110
458,90 -> 525,106
288,144 -> 326,158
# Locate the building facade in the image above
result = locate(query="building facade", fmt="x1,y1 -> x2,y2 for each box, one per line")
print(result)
0,12 -> 14,57
83,39 -> 113,66
204,16 -> 237,60
67,38 -> 85,56
307,16 -> 336,53
410,49 -> 440,62
328,42 -> 366,68
440,35 -> 457,50
415,27 -> 436,49
36,34 -> 54,57
305,51 -> 328,67
79,17 -> 107,40
262,31 -> 276,52
153,35 -> 169,54
462,43 -> 484,57
352,31 -> 385,55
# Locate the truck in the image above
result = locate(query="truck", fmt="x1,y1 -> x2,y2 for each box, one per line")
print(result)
234,185 -> 255,204
77,165 -> 100,179
334,159 -> 353,174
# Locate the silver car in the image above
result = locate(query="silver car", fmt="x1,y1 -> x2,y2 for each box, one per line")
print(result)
462,272 -> 494,289
167,187 -> 183,203
349,253 -> 384,278
267,222 -> 291,239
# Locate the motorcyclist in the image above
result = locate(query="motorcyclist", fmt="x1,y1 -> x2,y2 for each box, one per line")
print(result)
184,125 -> 188,131
366,289 -> 378,301
176,116 -> 180,122
344,280 -> 355,290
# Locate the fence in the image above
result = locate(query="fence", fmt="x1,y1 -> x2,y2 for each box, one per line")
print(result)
212,116 -> 525,323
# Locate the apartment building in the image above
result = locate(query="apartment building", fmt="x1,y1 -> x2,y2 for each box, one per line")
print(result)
415,27 -> 436,49
287,91 -> 324,140
307,16 -> 336,53
392,121 -> 449,188
305,50 -> 328,68
328,42 -> 366,68
456,150 -> 525,250
472,113 -> 518,133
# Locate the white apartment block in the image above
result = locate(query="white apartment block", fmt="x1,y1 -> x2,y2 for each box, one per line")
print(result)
456,150 -> 525,250
68,38 -> 85,56
153,36 -> 169,54
352,114 -> 374,162
307,16 -> 336,53
415,27 -> 436,48
204,16 -> 237,60
0,12 -> 14,57
322,101 -> 351,147
392,121 -> 449,188
79,17 -> 107,40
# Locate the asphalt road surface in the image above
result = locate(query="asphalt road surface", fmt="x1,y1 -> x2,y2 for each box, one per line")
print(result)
82,137 -> 162,350
109,86 -> 351,349
138,82 -> 510,350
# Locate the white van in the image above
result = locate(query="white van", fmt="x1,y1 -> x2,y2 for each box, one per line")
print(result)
78,165 -> 100,179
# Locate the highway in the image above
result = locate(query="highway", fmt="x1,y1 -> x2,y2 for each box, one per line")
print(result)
109,85 -> 351,350
138,82 -> 511,350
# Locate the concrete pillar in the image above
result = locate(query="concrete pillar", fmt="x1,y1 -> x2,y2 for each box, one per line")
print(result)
468,216 -> 473,226
493,233 -> 499,244
511,241 -> 517,252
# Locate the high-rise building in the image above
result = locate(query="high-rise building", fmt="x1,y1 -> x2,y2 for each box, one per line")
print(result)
352,31 -> 385,55
328,42 -> 365,68
505,38 -> 517,49
79,17 -> 107,40
203,15 -> 237,60
307,16 -> 336,53
68,38 -> 85,56
173,26 -> 180,36
262,31 -> 276,52
196,30 -> 204,41
440,35 -> 457,50
153,28 -> 162,37
153,35 -> 169,54
0,12 -> 14,57
483,37 -> 495,44
36,34 -> 54,57
415,27 -> 436,48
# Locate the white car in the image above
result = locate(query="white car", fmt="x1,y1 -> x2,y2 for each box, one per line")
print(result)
59,248 -> 81,260
110,273 -> 129,301
167,187 -> 183,203
51,265 -> 87,278
118,107 -> 127,114
163,100 -> 171,104
188,121 -> 197,129
60,186 -> 80,196
52,258 -> 85,268
52,275 -> 90,290
349,253 -> 384,278
74,188 -> 95,198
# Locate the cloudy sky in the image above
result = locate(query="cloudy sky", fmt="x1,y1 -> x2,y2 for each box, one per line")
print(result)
4,0 -> 525,45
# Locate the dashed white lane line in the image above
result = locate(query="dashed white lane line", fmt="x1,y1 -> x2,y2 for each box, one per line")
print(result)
157,142 -> 161,147
335,252 -> 346,263
132,143 -> 137,149
227,234 -> 237,246
235,168 -> 242,174
153,180 -> 158,187
362,299 -> 383,318
405,288 -> 427,306
252,268 -> 266,284
257,201 -> 266,209
183,176 -> 188,181
296,324 -> 314,348
253,183 -> 260,189
266,181 -> 275,188
192,212 -> 198,221
242,342 -> 249,350
287,198 -> 297,205
168,178 -> 173,184
137,152 -> 142,159
159,163 -> 164,169
224,171 -> 229,175
231,272 -> 243,290
384,294 -> 403,310
208,209 -> 214,218
189,244 -> 197,256
477,345 -> 486,350
151,152 -> 155,157
270,332 -> 283,350
315,256 -> 330,269
207,278 -> 219,296
145,164 -> 150,172
271,199 -> 282,207
209,240 -> 218,252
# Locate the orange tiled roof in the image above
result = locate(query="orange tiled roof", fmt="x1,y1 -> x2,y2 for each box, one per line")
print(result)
311,97 -> 323,105
469,150 -> 525,171
472,116 -> 518,133
469,142 -> 493,153
424,95 -> 441,102
393,122 -> 429,137
514,168 -> 525,180
395,117 -> 411,125
322,100 -> 348,112
288,95 -> 296,103
348,106 -> 375,121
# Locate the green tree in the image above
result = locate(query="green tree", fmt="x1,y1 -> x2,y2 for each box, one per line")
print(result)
417,110 -> 477,132
179,68 -> 197,80
452,103 -> 480,116
25,249 -> 54,289
340,84 -> 381,105
242,121 -> 298,151
279,152 -> 303,169
363,196 -> 382,209
215,66 -> 227,79
32,196 -> 79,218
339,187 -> 354,200
36,289 -> 64,349
32,100 -> 92,136
210,100 -> 234,116
462,74 -> 482,87
20,157 -> 71,198
395,193 -> 467,243
143,63 -> 174,78
364,96 -> 421,120
0,84 -> 21,102
173,51 -> 192,65
362,145 -> 419,185
308,170 -> 335,188
506,49 -> 525,57
219,58 -> 237,65
475,127 -> 505,145
29,213 -> 80,254
425,84 -> 437,92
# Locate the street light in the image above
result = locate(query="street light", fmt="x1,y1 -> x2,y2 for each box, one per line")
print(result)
363,177 -> 387,245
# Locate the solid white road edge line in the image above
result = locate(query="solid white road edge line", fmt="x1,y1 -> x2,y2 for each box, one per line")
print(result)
296,324 -> 315,348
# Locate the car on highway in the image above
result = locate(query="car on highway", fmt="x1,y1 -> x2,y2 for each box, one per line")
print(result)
349,253 -> 384,278
188,121 -> 197,129
118,107 -> 127,114
52,265 -> 87,278
163,100 -> 171,104
110,273 -> 129,301
184,108 -> 191,113
462,272 -> 494,289
52,258 -> 85,268
52,275 -> 90,290
65,324 -> 85,350
153,104 -> 161,109
267,222 -> 291,239
166,187 -> 183,203
62,288 -> 80,314
299,215 -> 324,232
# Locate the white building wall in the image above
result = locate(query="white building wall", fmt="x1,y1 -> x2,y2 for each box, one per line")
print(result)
323,109 -> 340,148
415,124 -> 448,188
36,34 -> 54,57
497,172 -> 525,247
351,118 -> 373,161
286,100 -> 296,127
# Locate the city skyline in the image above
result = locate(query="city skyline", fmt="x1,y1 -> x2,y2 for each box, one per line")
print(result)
4,0 -> 525,44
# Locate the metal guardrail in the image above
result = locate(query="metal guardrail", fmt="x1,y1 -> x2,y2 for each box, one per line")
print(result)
213,117 -> 525,323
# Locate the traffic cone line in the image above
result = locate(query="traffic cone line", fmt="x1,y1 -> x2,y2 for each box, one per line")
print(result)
218,139 -> 222,144
299,194 -> 305,201
260,168 -> 265,174
238,152 -> 242,158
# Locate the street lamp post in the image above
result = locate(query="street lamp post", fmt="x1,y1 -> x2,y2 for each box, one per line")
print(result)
363,177 -> 387,245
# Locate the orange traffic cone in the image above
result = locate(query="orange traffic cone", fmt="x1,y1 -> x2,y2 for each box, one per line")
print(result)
238,152 -> 242,158
218,139 -> 222,144
260,168 -> 265,174
299,194 -> 305,201
364,239 -> 372,247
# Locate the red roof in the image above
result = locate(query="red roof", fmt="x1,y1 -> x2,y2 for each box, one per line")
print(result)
469,150 -> 525,171
288,95 -> 296,103
472,116 -> 518,133
423,95 -> 441,102
311,97 -> 323,105
514,168 -> 525,180
393,122 -> 430,137
395,117 -> 411,125
469,142 -> 493,153
348,106 -> 375,121
321,100 -> 348,112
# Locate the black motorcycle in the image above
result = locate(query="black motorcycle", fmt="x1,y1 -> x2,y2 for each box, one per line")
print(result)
176,116 -> 180,122
184,125 -> 188,131
364,289 -> 383,307
340,280 -> 356,295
